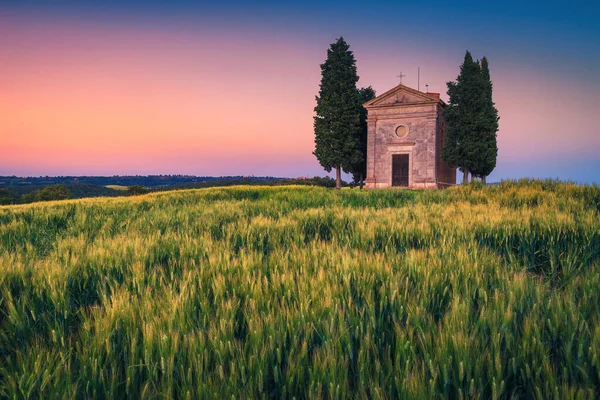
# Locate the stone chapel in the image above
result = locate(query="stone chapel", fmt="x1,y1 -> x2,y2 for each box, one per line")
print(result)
364,84 -> 456,189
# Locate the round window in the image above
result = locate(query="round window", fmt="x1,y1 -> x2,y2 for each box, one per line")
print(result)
395,125 -> 408,138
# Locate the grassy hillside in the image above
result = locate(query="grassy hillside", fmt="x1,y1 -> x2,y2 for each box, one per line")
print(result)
104,185 -> 130,191
1,181 -> 599,399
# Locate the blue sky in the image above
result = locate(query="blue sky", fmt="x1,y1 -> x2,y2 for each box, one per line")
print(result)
1,1 -> 599,183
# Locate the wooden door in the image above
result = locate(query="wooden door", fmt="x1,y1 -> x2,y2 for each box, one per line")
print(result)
392,154 -> 409,187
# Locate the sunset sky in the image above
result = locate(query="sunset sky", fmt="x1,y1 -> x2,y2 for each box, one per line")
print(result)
1,1 -> 599,183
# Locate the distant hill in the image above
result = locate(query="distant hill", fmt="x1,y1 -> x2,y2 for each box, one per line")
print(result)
0,175 -> 283,188
0,175 -> 340,205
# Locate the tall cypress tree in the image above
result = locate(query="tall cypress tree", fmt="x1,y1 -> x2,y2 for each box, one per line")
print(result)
469,57 -> 499,183
314,37 -> 363,189
350,86 -> 376,188
442,51 -> 482,183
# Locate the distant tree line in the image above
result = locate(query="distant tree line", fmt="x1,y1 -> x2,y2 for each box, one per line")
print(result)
0,184 -> 72,205
0,189 -> 13,205
21,184 -> 71,202
0,175 -> 284,188
0,177 -> 349,205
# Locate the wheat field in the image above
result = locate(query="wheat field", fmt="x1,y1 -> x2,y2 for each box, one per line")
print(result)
1,180 -> 599,399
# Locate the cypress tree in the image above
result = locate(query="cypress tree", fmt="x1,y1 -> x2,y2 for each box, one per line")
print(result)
470,57 -> 499,183
314,37 -> 363,189
351,86 -> 376,188
442,51 -> 482,183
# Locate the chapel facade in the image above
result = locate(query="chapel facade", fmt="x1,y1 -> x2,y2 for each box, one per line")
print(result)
364,84 -> 456,189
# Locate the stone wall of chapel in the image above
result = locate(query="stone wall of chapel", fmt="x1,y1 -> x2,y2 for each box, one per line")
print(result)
368,103 -> 437,188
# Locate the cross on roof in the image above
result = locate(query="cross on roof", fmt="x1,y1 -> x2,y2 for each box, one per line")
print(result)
397,72 -> 406,84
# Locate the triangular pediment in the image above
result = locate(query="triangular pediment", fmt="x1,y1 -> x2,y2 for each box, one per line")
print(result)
364,84 -> 441,107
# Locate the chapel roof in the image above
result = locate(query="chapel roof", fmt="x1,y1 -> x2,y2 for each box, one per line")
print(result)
363,83 -> 445,108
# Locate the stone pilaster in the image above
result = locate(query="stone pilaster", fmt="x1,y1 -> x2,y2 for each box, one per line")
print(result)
365,119 -> 377,189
